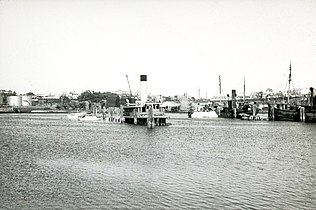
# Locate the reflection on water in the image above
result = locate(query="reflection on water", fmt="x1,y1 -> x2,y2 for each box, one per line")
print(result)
0,113 -> 315,209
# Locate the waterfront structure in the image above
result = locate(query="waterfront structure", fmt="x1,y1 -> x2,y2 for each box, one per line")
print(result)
304,105 -> 316,123
301,87 -> 316,123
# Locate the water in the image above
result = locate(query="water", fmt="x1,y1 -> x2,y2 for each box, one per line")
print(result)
0,113 -> 315,209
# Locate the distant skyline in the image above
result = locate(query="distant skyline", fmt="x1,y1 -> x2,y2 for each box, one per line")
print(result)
1,0 -> 316,98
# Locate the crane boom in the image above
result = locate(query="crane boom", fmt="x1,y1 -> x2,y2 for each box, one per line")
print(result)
126,75 -> 132,97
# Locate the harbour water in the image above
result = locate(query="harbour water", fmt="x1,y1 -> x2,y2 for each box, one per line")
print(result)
0,113 -> 315,209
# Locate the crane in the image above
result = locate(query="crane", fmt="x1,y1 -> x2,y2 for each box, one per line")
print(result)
126,75 -> 132,97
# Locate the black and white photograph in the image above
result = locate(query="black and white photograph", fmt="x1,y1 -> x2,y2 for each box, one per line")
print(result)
1,0 -> 315,209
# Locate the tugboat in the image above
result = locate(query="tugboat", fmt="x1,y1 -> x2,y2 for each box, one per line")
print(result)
218,90 -> 238,119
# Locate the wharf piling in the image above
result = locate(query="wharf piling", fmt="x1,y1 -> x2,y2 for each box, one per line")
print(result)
300,107 -> 305,122
124,115 -> 168,126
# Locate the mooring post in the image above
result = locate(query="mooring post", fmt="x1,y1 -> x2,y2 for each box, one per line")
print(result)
217,106 -> 221,117
300,107 -> 305,122
268,104 -> 275,121
252,103 -> 256,116
232,90 -> 237,118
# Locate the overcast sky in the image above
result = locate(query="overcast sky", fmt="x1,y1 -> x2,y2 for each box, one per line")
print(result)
1,0 -> 316,97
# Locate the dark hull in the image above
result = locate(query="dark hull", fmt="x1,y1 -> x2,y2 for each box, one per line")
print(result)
218,108 -> 252,119
273,108 -> 300,122
218,108 -> 235,118
124,116 -> 168,126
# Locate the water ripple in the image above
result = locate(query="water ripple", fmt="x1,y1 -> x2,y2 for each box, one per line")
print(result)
0,114 -> 315,209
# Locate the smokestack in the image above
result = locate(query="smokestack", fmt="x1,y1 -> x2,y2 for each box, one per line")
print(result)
140,75 -> 147,105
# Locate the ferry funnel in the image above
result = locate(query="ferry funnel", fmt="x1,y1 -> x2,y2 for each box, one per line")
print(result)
140,75 -> 147,105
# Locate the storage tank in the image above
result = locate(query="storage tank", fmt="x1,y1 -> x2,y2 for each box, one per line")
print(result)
22,95 -> 32,106
7,95 -> 22,106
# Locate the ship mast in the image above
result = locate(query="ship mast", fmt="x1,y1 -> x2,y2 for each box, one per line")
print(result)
219,75 -> 221,104
288,62 -> 292,104
243,76 -> 245,103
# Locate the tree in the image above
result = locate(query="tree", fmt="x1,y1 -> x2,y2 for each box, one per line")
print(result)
78,90 -> 120,107
6,90 -> 17,96
275,91 -> 283,99
255,91 -> 263,99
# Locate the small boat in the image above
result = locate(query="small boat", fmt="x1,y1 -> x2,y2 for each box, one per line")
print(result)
191,110 -> 218,118
67,112 -> 86,120
239,105 -> 269,120
78,114 -> 102,122
188,103 -> 218,119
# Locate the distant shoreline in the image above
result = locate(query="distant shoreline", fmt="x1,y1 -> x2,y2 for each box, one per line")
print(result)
0,106 -> 70,114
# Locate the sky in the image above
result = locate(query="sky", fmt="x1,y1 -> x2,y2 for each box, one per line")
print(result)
1,0 -> 316,98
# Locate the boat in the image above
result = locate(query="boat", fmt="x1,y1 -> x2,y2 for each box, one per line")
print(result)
121,74 -> 169,128
268,63 -> 301,122
238,103 -> 269,120
270,104 -> 300,121
191,110 -> 218,118
218,89 -> 238,119
188,103 -> 218,119
78,114 -> 102,122
67,112 -> 86,120
122,101 -> 169,127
